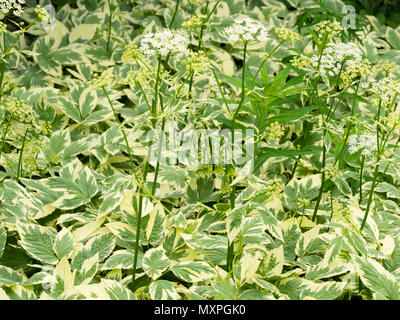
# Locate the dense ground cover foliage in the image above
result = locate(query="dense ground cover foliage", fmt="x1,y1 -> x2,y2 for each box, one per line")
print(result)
0,0 -> 400,300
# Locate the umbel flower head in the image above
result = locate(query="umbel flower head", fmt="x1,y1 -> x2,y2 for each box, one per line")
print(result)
313,20 -> 343,42
122,42 -> 142,62
266,121 -> 285,143
0,0 -> 25,16
0,21 -> 6,33
182,15 -> 207,30
182,50 -> 209,73
340,59 -> 372,89
139,29 -> 189,57
274,27 -> 300,42
310,41 -> 362,76
2,96 -> 34,124
89,70 -> 114,89
368,77 -> 400,107
348,134 -> 377,157
34,5 -> 52,24
224,18 -> 269,43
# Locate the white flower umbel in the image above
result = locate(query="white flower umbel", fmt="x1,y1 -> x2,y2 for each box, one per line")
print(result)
369,78 -> 400,107
311,42 -> 362,77
348,134 -> 377,157
139,29 -> 189,57
0,0 -> 25,16
224,18 -> 269,43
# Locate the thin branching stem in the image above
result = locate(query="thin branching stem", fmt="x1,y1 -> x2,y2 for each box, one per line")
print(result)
16,128 -> 29,181
359,155 -> 365,204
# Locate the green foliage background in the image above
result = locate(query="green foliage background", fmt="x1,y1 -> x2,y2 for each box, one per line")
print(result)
0,0 -> 399,300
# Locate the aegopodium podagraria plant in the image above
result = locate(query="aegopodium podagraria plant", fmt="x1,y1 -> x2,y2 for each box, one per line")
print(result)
2,0 -> 400,300
289,19 -> 400,230
121,27 -> 193,288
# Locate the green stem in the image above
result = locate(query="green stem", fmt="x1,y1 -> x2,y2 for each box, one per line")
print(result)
106,0 -> 113,54
102,87 -> 137,176
231,42 -> 247,137
329,189 -> 334,222
226,240 -> 234,271
16,128 -> 29,181
308,36 -> 333,222
136,82 -> 152,113
311,127 -> 326,222
2,17 -> 6,53
151,117 -> 166,196
360,100 -> 383,231
382,136 -> 400,176
0,113 -> 11,159
197,33 -> 233,117
196,1 -> 209,52
334,81 -> 360,166
4,18 -> 40,57
187,3 -> 196,98
0,60 -> 6,99
169,0 -> 180,28
231,41 -> 284,123
131,181 -> 146,286
289,121 -> 312,181
359,155 -> 365,204
226,42 -> 247,272
152,56 -> 162,124
205,0 -> 220,23
360,163 -> 379,231
131,56 -> 165,287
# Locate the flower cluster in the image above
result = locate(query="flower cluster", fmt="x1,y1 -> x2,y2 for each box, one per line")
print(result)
0,74 -> 17,93
2,96 -> 35,124
34,5 -> 52,24
37,120 -> 52,135
182,50 -> 209,73
369,77 -> 400,106
125,67 -> 151,88
0,136 -> 47,173
0,0 -> 24,16
90,70 -> 114,88
340,59 -> 372,88
49,152 -> 60,165
182,15 -> 207,29
122,42 -> 143,62
224,18 -> 269,43
348,134 -> 378,157
265,178 -> 284,199
291,55 -> 311,70
310,42 -> 362,76
266,121 -> 285,143
373,61 -> 399,76
324,164 -> 343,180
0,21 -> 6,33
274,27 -> 300,42
139,29 -> 189,57
313,20 -> 343,42
386,110 -> 400,135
